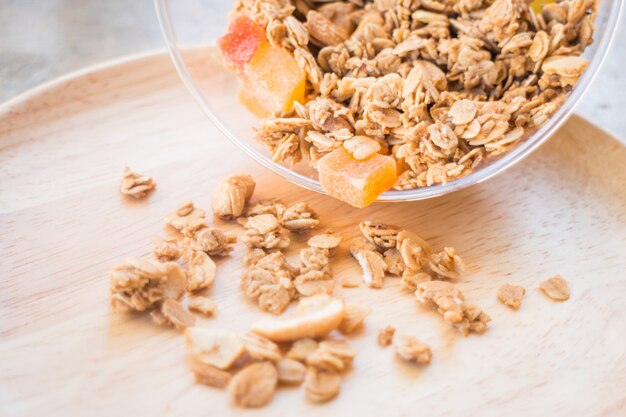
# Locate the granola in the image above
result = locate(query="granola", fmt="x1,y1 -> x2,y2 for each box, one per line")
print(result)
415,280 -> 490,336
188,358 -> 231,388
241,214 -> 291,249
212,174 -> 256,219
428,247 -> 464,279
241,251 -> 298,314
304,366 -> 341,403
394,335 -> 432,365
307,230 -> 342,252
230,361 -> 278,408
280,201 -> 320,232
109,257 -> 186,313
294,247 -> 335,296
539,274 -> 570,301
159,299 -> 197,329
185,327 -> 245,370
350,237 -> 387,288
165,201 -> 206,232
236,0 -> 597,199
239,332 -> 283,361
186,250 -> 217,292
497,283 -> 526,309
377,325 -> 396,347
151,235 -> 181,262
286,338 -> 318,362
338,303 -> 371,334
276,358 -> 307,384
120,166 -> 156,198
188,295 -> 217,317
183,224 -> 235,256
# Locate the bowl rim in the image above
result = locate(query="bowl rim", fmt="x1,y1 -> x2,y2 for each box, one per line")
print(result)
155,0 -> 625,202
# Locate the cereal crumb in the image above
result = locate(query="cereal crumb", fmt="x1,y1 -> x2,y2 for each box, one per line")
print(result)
160,299 -> 196,329
188,295 -> 217,317
539,275 -> 570,301
377,326 -> 396,347
230,361 -> 278,408
394,335 -> 432,365
497,284 -> 526,309
152,235 -> 181,262
120,166 -> 155,198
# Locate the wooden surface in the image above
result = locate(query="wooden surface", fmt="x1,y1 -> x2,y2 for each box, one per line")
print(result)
1,51 -> 625,417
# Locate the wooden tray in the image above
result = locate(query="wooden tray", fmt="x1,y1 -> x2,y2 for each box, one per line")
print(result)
1,51 -> 625,417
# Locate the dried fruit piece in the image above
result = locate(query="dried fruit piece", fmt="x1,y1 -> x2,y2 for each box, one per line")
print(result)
212,174 -> 256,220
239,332 -> 282,361
218,14 -> 267,73
497,284 -> 526,309
304,367 -> 340,402
286,338 -> 318,362
318,147 -> 397,208
165,201 -> 206,232
251,294 -> 345,342
378,326 -> 396,347
241,42 -> 306,117
539,275 -> 570,301
186,251 -> 217,292
152,235 -> 181,262
160,299 -> 196,329
230,361 -> 278,408
394,335 -> 432,364
185,327 -> 245,370
276,358 -> 307,384
109,257 -> 186,313
338,303 -> 371,334
280,202 -> 319,232
188,357 -> 231,388
120,166 -> 156,198
188,296 -> 217,317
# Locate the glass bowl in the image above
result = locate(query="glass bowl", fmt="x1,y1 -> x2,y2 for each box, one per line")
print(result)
155,0 -> 624,202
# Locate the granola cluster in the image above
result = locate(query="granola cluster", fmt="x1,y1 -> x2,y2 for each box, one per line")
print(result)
237,0 -> 596,190
184,295 -> 356,407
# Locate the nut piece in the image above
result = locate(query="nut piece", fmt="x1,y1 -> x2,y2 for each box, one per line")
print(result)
306,10 -> 348,47
497,284 -> 526,309
377,326 -> 396,347
188,295 -> 217,317
109,257 -> 186,312
276,358 -> 307,384
286,338 -> 318,362
152,235 -> 181,262
428,247 -> 464,279
188,357 -> 231,388
185,327 -> 245,370
280,202 -> 319,233
186,251 -> 217,292
120,166 -> 156,198
251,294 -> 345,342
304,366 -> 341,403
165,201 -> 206,232
338,303 -> 371,334
343,135 -> 382,160
230,361 -> 278,408
394,335 -> 432,365
539,275 -> 570,301
160,299 -> 196,329
239,332 -> 282,361
212,174 -> 256,219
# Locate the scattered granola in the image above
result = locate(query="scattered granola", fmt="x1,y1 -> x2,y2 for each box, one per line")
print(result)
401,268 -> 432,292
152,235 -> 181,262
415,280 -> 490,336
539,274 -> 570,301
394,335 -> 432,365
186,251 -> 217,292
229,361 -> 278,408
212,174 -> 256,219
307,339 -> 356,372
383,248 -> 405,276
241,251 -> 298,314
185,327 -> 245,370
183,224 -> 235,256
276,358 -> 307,384
286,338 -> 318,362
109,257 -> 186,313
239,332 -> 282,362
377,326 -> 396,347
294,247 -> 335,296
338,303 -> 371,334
188,295 -> 217,317
307,230 -> 342,252
497,284 -> 526,309
120,166 -> 156,198
280,201 -> 319,232
241,214 -> 291,249
350,237 -> 387,288
428,247 -> 464,279
165,201 -> 206,232
159,299 -> 196,329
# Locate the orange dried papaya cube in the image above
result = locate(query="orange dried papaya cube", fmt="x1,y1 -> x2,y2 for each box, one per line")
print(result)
217,14 -> 266,74
318,147 -> 397,208
242,42 -> 306,117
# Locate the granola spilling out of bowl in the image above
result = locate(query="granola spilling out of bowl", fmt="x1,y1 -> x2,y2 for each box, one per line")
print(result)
218,0 -> 597,206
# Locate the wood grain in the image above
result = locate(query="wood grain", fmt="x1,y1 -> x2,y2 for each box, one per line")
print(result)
1,51 -> 625,417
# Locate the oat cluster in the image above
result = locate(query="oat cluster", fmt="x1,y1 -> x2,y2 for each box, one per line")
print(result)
120,166 -> 156,198
237,0 -> 597,190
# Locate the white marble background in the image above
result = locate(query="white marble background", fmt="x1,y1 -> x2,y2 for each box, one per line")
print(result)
1,0 -> 624,143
